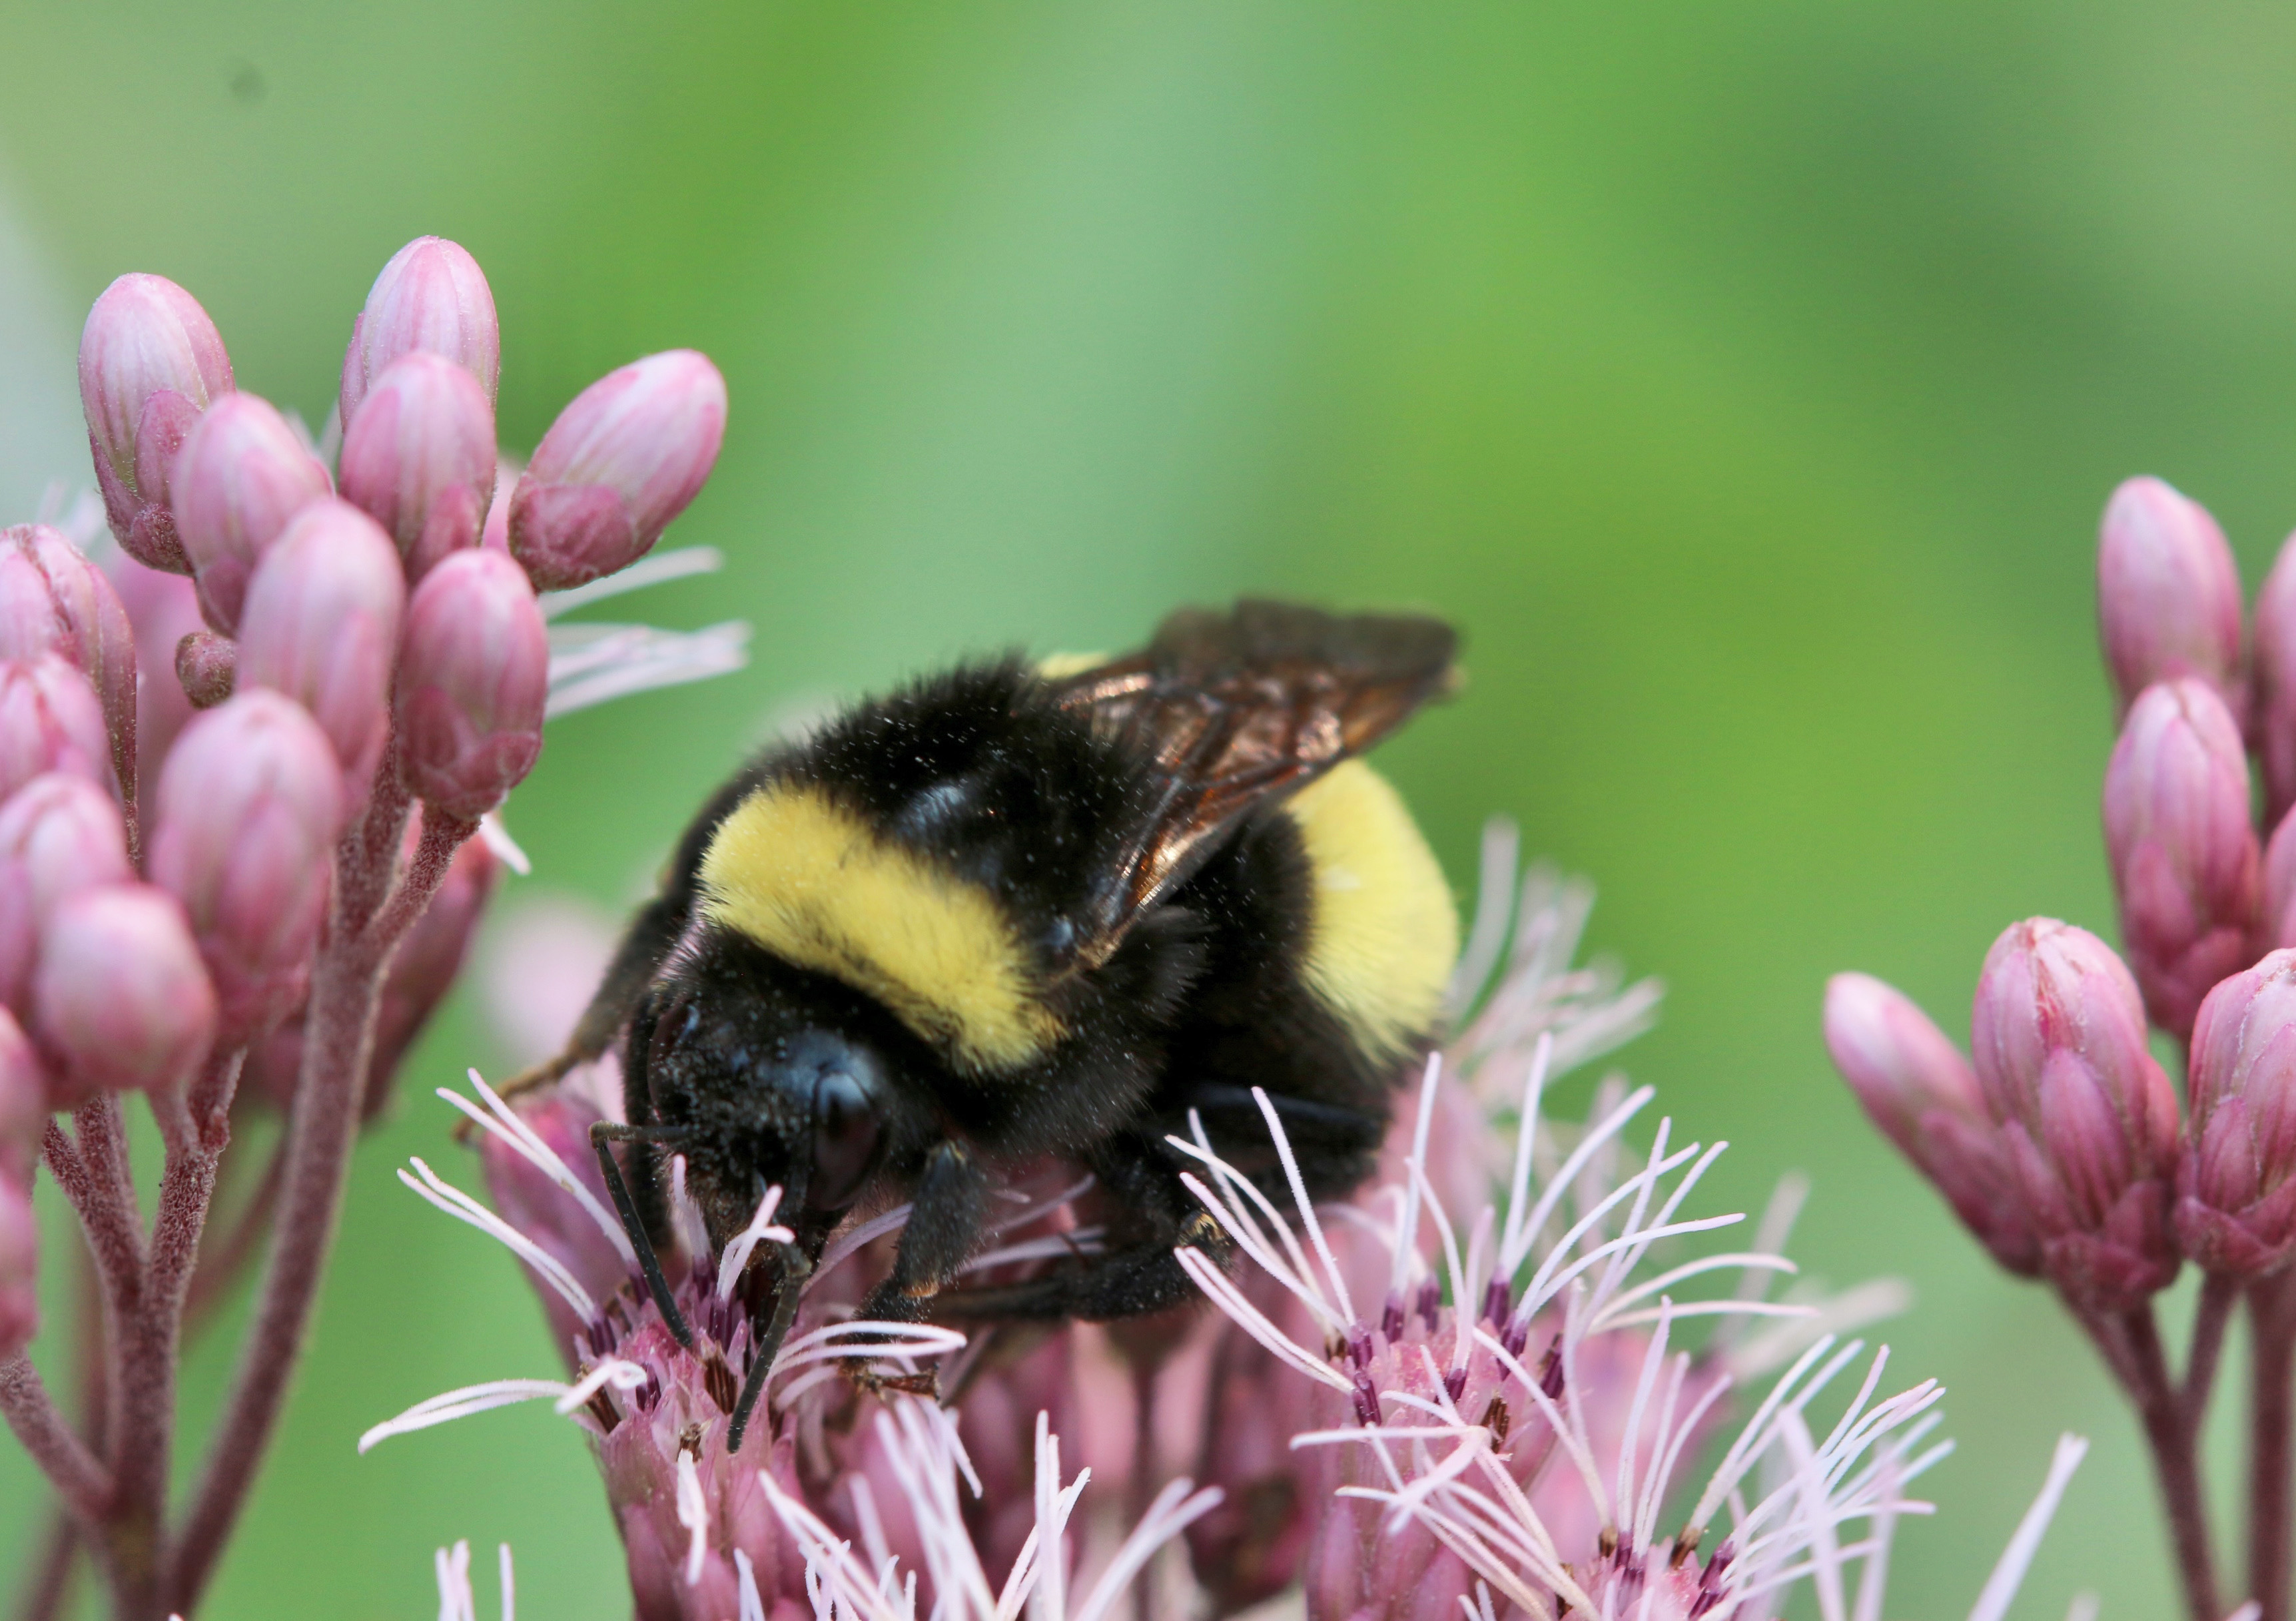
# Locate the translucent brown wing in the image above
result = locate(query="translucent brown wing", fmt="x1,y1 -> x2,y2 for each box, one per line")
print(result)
1044,599 -> 1458,978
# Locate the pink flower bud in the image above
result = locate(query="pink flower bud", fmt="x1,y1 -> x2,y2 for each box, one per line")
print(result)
2098,477 -> 2244,723
79,274 -> 234,573
1824,972 -> 2042,1275
0,1007 -> 46,1182
33,882 -> 217,1093
0,657 -> 115,804
2104,678 -> 2262,1039
339,236 -> 500,428
0,525 -> 139,799
2255,529 -> 2296,828
175,630 -> 236,709
0,1169 -> 33,1359
150,691 -> 345,1039
1970,918 -> 2183,1309
338,352 -> 498,583
169,391 -> 333,632
509,351 -> 726,589
2179,952 -> 2296,1277
0,773 -> 131,1016
394,550 -> 548,821
105,554 -> 204,786
236,498 -> 405,798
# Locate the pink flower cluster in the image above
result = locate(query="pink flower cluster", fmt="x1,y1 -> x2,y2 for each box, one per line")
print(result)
1825,474 -> 2296,1621
367,848 -> 2084,1621
0,236 -> 735,1621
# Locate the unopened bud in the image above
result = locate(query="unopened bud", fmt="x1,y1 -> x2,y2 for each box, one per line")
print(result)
150,692 -> 345,1039
2104,678 -> 2262,1039
169,391 -> 333,632
175,631 -> 236,709
0,1169 -> 32,1359
0,1007 -> 45,1181
1823,972 -> 2041,1275
79,274 -> 234,572
339,236 -> 500,428
337,352 -> 496,583
236,498 -> 405,797
2098,477 -> 2245,723
0,657 -> 115,804
394,550 -> 548,821
1970,918 -> 2183,1309
508,350 -> 726,589
0,774 -> 131,1014
2179,951 -> 2296,1277
33,883 -> 217,1093
2255,529 -> 2296,828
0,525 -> 139,800
105,555 -> 204,787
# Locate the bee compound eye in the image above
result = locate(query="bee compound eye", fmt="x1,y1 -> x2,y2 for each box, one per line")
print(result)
807,1068 -> 882,1213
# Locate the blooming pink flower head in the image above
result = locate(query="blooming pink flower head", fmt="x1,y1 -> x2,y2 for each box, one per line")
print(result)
509,350 -> 727,590
1970,918 -> 2183,1309
236,497 -> 406,803
0,773 -> 131,1019
340,236 -> 501,429
103,553 -> 204,785
338,351 -> 498,583
0,655 -> 116,805
33,881 -> 217,1095
2097,476 -> 2245,724
1824,972 -> 2042,1275
394,549 -> 548,822
0,525 -> 139,799
79,272 -> 234,573
149,691 -> 345,1040
2177,950 -> 2296,1277
169,390 -> 334,633
2102,677 -> 2262,1040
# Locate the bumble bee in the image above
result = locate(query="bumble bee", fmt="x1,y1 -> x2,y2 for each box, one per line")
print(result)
550,600 -> 1459,1447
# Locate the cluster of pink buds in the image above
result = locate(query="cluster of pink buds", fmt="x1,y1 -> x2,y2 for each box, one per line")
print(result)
0,236 -> 740,1621
1824,472 -> 2296,1621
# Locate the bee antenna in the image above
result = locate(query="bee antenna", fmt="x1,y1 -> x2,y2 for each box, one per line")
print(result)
589,1122 -> 695,1351
727,1247 -> 812,1453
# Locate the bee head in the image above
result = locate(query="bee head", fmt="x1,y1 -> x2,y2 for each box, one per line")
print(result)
633,967 -> 893,1253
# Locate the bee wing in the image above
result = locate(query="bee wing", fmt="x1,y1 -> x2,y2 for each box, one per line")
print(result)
1044,599 -> 1458,978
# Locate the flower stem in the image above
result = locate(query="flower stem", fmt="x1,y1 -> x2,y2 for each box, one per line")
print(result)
163,806 -> 470,1616
0,1356 -> 111,1524
2117,1304 -> 2221,1621
2251,1275 -> 2296,1621
2184,1273 -> 2239,1425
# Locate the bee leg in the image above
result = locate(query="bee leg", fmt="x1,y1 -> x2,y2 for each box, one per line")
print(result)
845,1140 -> 990,1389
727,1245 -> 811,1453
589,1120 -> 695,1351
939,1132 -> 1234,1320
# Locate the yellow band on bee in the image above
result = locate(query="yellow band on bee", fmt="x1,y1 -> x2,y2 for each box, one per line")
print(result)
698,782 -> 1065,1073
1284,761 -> 1459,1066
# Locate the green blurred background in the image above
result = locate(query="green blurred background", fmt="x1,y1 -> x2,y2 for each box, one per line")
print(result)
3,1 -> 2291,1614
